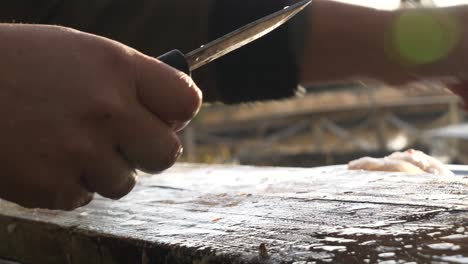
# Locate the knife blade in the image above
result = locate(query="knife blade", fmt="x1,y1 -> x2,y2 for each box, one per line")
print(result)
157,0 -> 311,75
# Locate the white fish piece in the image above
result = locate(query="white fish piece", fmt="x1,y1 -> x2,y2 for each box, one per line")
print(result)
388,149 -> 454,176
348,157 -> 425,174
347,149 -> 454,176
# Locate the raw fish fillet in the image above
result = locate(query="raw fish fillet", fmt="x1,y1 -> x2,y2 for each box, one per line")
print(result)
348,149 -> 454,176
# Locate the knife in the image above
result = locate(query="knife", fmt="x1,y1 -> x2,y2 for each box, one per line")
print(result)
157,0 -> 311,75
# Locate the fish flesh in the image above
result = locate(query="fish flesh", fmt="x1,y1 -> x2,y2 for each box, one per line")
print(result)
348,149 -> 454,176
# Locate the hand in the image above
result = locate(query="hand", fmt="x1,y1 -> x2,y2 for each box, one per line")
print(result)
0,24 -> 201,210
448,81 -> 468,109
301,1 -> 468,87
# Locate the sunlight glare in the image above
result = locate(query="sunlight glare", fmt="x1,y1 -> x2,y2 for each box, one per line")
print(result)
334,0 -> 468,9
331,0 -> 400,10
433,0 -> 468,6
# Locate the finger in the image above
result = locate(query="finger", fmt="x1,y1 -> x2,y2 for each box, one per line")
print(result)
81,145 -> 137,200
116,103 -> 183,174
53,182 -> 94,210
5,171 -> 93,211
133,53 -> 202,126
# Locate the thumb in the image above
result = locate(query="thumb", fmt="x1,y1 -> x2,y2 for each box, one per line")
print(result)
132,52 -> 202,127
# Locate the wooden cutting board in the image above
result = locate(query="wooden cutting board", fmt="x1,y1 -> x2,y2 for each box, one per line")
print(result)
0,164 -> 467,263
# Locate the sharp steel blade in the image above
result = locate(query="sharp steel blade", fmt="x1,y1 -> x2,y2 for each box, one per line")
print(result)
185,0 -> 311,71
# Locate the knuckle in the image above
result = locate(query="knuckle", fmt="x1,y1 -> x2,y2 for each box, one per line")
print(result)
82,41 -> 134,122
95,40 -> 134,75
84,92 -> 130,125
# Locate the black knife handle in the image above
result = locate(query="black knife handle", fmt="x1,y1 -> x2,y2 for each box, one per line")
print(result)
157,49 -> 190,75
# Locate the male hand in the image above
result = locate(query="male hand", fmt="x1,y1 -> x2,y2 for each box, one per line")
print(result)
0,24 -> 201,210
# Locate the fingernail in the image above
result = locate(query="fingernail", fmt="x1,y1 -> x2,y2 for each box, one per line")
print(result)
169,120 -> 191,132
175,146 -> 184,159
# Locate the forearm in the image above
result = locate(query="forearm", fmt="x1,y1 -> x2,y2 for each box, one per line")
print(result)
301,0 -> 467,86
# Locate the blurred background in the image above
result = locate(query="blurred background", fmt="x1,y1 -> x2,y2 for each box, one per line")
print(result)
179,0 -> 468,167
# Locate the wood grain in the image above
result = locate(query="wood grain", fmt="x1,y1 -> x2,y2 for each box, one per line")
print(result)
0,164 -> 467,263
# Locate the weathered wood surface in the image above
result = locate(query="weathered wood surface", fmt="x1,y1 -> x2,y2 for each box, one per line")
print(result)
0,164 -> 467,264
